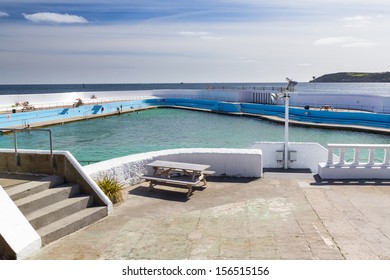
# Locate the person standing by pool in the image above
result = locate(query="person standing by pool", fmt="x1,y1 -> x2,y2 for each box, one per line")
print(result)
101,106 -> 104,113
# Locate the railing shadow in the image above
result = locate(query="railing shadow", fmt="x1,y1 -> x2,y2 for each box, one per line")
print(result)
311,174 -> 390,186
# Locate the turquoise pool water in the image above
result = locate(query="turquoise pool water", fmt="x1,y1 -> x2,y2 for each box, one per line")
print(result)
0,108 -> 389,164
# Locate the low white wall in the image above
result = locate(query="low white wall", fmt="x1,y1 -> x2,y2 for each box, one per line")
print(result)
318,163 -> 390,179
83,148 -> 263,185
249,142 -> 329,173
2,88 -> 389,113
289,92 -> 389,113
0,185 -> 41,259
60,150 -> 113,214
0,89 -> 205,108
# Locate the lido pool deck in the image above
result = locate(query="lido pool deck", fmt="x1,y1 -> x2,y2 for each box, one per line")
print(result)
24,171 -> 390,260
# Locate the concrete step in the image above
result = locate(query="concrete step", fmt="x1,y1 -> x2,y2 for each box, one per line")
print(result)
26,195 -> 94,230
5,175 -> 65,201
37,206 -> 107,245
14,183 -> 80,215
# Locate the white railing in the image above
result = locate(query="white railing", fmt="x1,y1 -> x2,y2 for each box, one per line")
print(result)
31,95 -> 157,110
326,144 -> 390,166
0,95 -> 158,113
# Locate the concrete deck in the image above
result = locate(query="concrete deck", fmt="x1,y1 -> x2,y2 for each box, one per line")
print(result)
24,171 -> 390,260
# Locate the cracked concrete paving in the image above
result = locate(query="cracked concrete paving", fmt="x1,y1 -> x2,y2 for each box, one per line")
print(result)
27,172 -> 390,260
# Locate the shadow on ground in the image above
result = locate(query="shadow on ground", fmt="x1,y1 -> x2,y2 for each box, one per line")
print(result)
128,185 -> 209,202
311,174 -> 390,186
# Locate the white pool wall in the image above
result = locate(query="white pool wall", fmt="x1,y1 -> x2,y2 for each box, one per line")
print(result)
288,92 -> 390,113
84,148 -> 263,185
2,88 -> 389,113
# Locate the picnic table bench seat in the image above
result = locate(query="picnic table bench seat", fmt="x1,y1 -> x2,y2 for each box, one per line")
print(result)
141,175 -> 201,186
202,170 -> 216,176
141,160 -> 215,198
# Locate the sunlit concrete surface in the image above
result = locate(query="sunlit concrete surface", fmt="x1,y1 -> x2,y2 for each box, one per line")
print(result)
26,171 -> 390,260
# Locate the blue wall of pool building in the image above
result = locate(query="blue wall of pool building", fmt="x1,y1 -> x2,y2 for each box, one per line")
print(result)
1,98 -> 390,131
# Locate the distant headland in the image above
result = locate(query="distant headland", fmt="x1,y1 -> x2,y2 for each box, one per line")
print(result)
311,72 -> 390,82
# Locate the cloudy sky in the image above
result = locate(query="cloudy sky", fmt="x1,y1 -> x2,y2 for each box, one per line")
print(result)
0,0 -> 389,84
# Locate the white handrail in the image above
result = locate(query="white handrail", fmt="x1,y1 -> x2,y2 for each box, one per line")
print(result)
326,144 -> 390,166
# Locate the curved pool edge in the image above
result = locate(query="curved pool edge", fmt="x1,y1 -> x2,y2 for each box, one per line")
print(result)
1,97 -> 389,134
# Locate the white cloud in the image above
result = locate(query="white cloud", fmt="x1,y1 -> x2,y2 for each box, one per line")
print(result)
237,56 -> 256,63
0,11 -> 9,17
23,12 -> 88,24
178,31 -> 222,40
342,41 -> 379,48
314,36 -> 378,48
179,31 -> 211,37
342,15 -> 374,27
314,37 -> 354,45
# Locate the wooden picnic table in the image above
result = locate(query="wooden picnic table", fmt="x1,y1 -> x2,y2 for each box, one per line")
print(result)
142,160 -> 214,198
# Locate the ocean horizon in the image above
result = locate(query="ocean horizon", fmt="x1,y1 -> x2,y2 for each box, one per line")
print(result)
1,82 -> 390,96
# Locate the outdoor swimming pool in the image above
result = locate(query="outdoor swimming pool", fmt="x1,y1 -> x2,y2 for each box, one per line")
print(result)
0,108 -> 388,165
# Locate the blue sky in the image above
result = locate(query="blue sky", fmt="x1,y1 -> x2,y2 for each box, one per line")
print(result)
1,0 -> 390,84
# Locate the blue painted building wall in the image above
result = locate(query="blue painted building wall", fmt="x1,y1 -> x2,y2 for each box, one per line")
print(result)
1,98 -> 389,130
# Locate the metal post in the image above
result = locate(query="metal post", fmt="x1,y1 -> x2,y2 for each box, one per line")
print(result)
1,127 -> 55,168
48,129 -> 55,168
284,93 -> 289,169
13,130 -> 20,165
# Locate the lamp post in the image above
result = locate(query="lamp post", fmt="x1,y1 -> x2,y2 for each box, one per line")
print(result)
284,77 -> 297,169
271,78 -> 296,170
284,92 -> 289,170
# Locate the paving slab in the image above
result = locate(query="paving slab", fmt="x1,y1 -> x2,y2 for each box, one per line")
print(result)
25,172 -> 390,260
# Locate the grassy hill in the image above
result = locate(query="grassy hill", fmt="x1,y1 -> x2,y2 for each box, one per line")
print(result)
311,72 -> 390,82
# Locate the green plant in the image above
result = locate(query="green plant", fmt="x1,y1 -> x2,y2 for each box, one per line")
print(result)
96,175 -> 124,204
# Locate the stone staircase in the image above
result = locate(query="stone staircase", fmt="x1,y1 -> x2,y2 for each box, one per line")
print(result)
4,175 -> 107,246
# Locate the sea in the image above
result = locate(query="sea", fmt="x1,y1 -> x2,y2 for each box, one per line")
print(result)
1,82 -> 390,96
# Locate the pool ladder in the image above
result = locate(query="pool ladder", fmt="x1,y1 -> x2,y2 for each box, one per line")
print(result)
22,119 -> 30,128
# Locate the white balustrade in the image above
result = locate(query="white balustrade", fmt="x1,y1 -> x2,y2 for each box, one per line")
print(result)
326,144 -> 390,167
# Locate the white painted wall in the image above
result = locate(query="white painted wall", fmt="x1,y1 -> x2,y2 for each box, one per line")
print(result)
60,150 -> 113,214
0,185 -> 41,259
0,89 -> 204,108
84,148 -> 263,185
288,92 -> 389,113
2,89 -> 389,113
249,142 -> 330,173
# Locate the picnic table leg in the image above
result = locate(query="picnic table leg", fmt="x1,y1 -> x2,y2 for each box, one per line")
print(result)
198,173 -> 207,186
186,184 -> 193,198
148,181 -> 156,192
